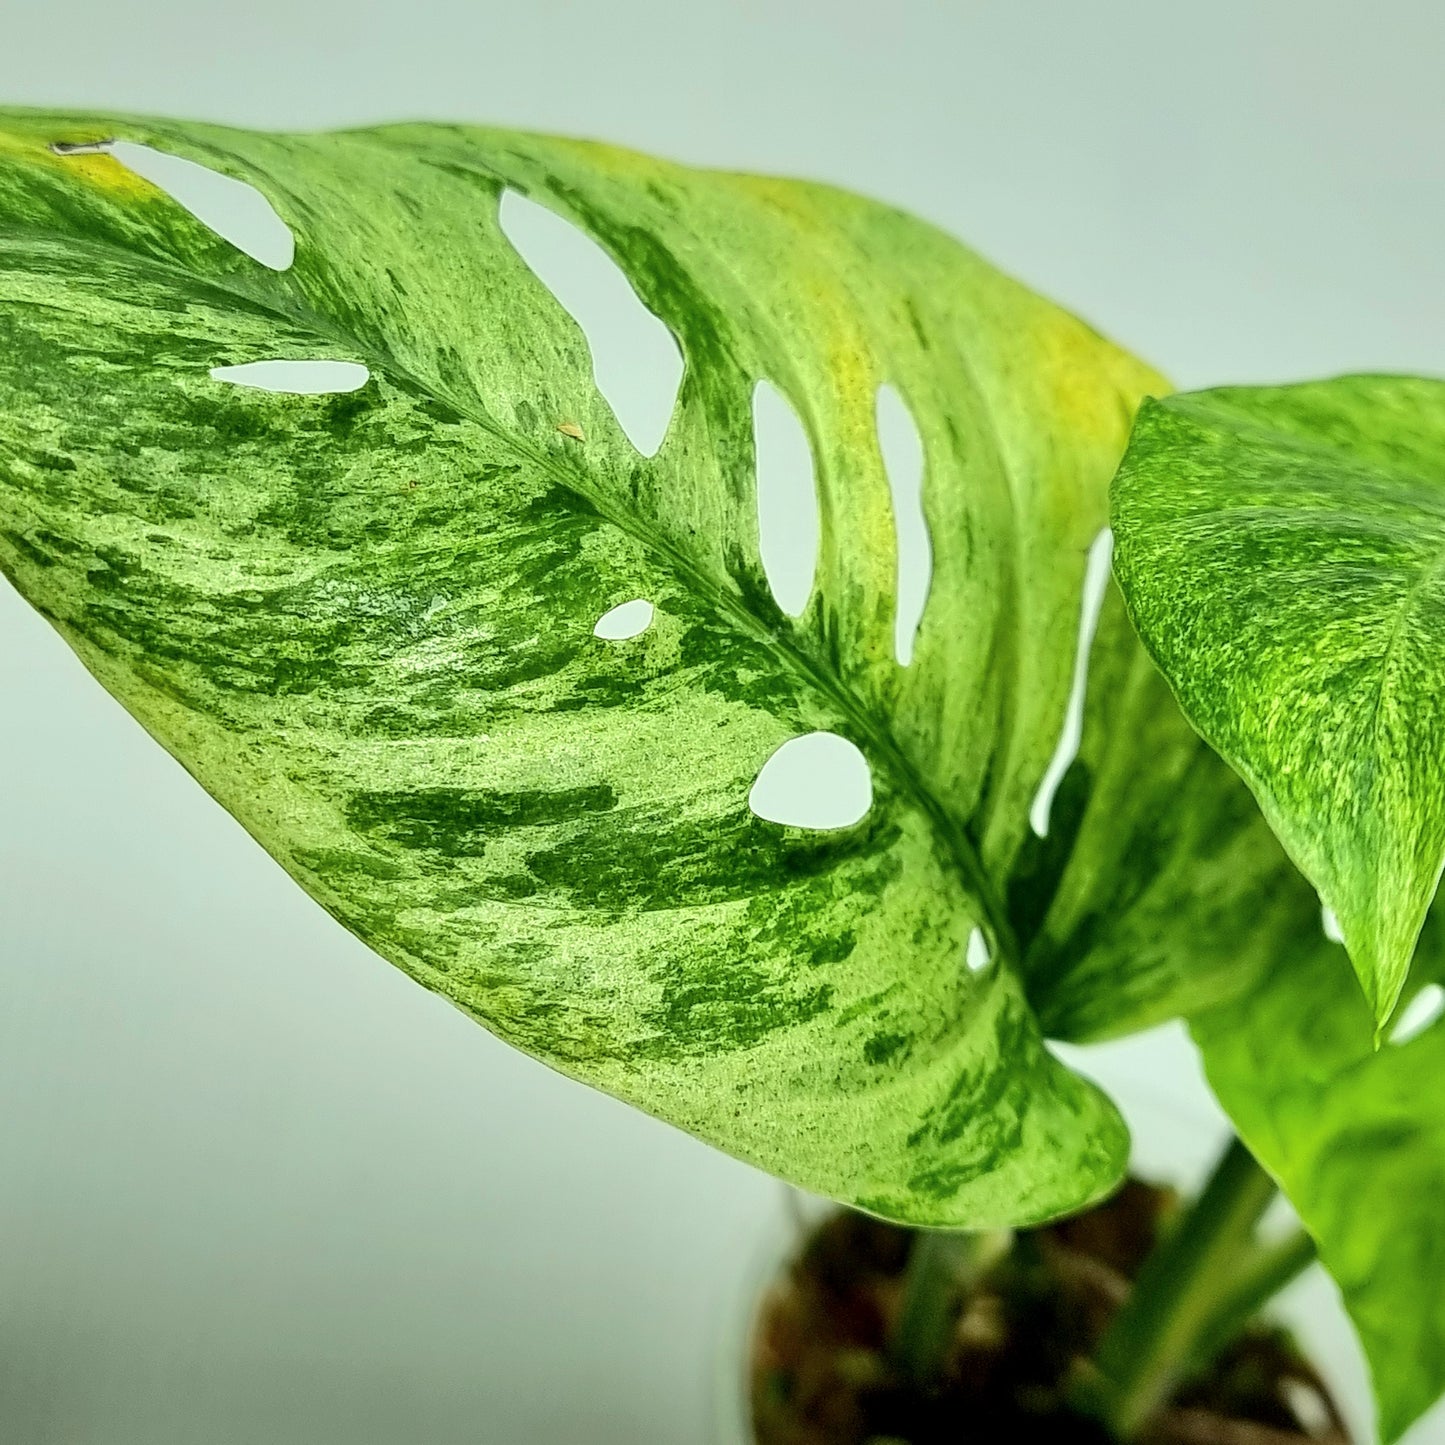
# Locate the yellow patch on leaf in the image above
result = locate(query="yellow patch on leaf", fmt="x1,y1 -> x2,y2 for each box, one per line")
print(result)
0,130 -> 157,202
1035,309 -> 1171,450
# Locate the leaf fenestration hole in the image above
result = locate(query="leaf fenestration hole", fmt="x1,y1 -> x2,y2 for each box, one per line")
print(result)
965,927 -> 991,974
76,141 -> 295,270
876,385 -> 931,665
498,189 -> 683,458
1029,528 -> 1114,838
1388,983 -> 1445,1047
748,732 -> 871,830
752,381 -> 820,618
593,598 -> 654,640
209,360 -> 370,394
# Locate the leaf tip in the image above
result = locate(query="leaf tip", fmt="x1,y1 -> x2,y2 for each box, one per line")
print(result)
1321,896 -> 1413,1037
1355,949 -> 1407,1041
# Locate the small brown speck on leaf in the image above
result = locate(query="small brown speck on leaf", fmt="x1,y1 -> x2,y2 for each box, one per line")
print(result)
557,421 -> 586,441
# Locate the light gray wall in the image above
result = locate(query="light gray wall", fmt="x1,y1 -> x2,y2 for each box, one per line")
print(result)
1,5 -> 1441,1442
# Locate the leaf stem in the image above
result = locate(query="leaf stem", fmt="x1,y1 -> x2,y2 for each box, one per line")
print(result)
1189,1226 -> 1317,1369
1085,1138 -> 1313,1438
890,1229 -> 1007,1389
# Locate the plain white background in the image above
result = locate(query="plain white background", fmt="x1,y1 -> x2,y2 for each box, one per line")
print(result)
1,4 -> 1442,1442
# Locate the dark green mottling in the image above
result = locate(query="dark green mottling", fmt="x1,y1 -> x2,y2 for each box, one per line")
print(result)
0,108 -> 1259,1229
1113,377 -> 1445,1026
347,785 -> 620,853
863,1031 -> 909,1066
1019,584 -> 1313,1040
1107,375 -> 1445,1440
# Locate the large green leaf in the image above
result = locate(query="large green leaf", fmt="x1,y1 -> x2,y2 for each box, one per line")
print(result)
1015,578 -> 1323,1042
1112,377 -> 1445,1026
0,107 -> 1273,1225
1108,376 -> 1445,1437
1192,908 -> 1445,1443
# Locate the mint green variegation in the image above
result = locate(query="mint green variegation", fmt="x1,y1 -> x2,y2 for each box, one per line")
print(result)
1193,911 -> 1445,1444
1112,377 -> 1445,1026
1113,374 -> 1445,1438
1,107 -> 1296,1227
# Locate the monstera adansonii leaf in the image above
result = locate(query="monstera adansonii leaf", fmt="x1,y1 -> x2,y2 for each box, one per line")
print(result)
0,108 -> 1296,1228
1193,918 -> 1445,1445
1112,376 -> 1445,1440
1113,376 -> 1445,1028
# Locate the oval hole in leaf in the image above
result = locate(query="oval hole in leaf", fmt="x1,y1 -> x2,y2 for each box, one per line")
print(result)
498,189 -> 683,458
105,141 -> 295,270
966,927 -> 991,974
752,381 -> 820,618
1388,983 -> 1445,1047
209,360 -> 370,394
748,732 -> 871,830
593,598 -> 654,640
877,384 -> 931,665
1029,528 -> 1114,838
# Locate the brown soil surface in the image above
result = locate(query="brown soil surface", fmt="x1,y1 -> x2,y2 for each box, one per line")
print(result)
750,1182 -> 1349,1445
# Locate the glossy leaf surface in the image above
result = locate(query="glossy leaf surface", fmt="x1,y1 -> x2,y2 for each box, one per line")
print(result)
1113,377 -> 1445,1025
0,108 -> 1272,1225
1194,909 -> 1445,1443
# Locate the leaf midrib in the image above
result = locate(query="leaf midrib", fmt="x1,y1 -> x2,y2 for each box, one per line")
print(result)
3,221 -> 1021,965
